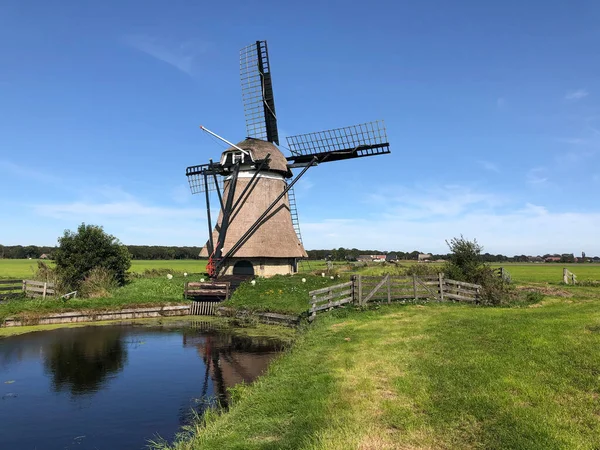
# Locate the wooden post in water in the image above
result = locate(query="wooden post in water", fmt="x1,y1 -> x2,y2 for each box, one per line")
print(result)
438,273 -> 444,301
412,274 -> 417,300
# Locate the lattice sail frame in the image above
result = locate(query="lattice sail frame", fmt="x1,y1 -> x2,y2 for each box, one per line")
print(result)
240,41 -> 279,144
285,120 -> 390,164
186,164 -> 224,194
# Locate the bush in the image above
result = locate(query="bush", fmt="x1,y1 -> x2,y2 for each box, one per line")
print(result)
444,235 -> 511,305
54,223 -> 131,291
403,264 -> 440,278
79,267 -> 118,298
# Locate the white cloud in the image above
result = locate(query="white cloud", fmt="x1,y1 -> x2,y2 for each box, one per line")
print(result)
33,200 -> 201,220
124,35 -> 209,76
478,160 -> 500,173
367,185 -> 504,221
565,89 -> 589,101
301,206 -> 600,255
526,167 -> 548,185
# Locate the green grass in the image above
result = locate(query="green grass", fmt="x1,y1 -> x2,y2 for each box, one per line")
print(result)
489,263 -> 600,284
0,276 -> 195,322
164,296 -> 600,449
0,259 -> 208,279
222,274 -> 349,316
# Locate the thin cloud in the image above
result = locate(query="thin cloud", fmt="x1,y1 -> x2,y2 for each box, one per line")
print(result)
0,160 -> 60,184
124,35 -> 209,76
478,160 -> 500,173
300,206 -> 600,255
33,200 -> 201,220
565,89 -> 589,101
526,167 -> 548,185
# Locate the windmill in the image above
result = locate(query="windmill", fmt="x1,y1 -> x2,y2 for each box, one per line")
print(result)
186,40 -> 390,279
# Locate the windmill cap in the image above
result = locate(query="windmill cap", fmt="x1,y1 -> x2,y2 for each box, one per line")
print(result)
223,138 -> 291,177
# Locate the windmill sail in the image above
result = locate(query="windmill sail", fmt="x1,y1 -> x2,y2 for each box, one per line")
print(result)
240,41 -> 279,144
286,120 -> 390,166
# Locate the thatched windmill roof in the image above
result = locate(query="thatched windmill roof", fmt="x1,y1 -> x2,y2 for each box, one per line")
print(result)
222,138 -> 292,177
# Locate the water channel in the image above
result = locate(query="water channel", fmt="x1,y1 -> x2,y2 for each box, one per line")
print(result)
0,320 -> 285,449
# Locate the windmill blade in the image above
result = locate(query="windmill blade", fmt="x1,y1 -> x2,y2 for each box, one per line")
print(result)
240,41 -> 279,144
285,120 -> 390,166
186,164 -> 224,194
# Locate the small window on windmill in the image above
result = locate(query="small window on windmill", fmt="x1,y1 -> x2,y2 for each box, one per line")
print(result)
232,151 -> 245,165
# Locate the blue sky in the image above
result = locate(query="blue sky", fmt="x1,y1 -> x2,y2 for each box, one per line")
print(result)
1,0 -> 599,255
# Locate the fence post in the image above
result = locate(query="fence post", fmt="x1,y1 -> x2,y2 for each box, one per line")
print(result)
386,274 -> 391,304
413,274 -> 417,300
43,282 -> 47,300
311,295 -> 317,321
358,274 -> 363,306
438,273 -> 444,301
571,273 -> 576,285
563,268 -> 568,284
22,279 -> 26,293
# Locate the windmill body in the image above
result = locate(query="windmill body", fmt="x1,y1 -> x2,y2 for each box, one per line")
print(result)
186,41 -> 391,279
198,139 -> 307,277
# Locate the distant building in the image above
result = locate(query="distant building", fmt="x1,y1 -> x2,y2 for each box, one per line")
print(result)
418,253 -> 432,262
357,255 -> 386,262
39,254 -> 49,259
386,253 -> 398,262
544,256 -> 561,263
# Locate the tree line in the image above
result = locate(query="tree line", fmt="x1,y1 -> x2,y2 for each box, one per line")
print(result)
2,244 -> 598,263
0,245 -> 202,260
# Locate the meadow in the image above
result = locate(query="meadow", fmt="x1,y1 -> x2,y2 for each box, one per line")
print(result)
0,259 -> 207,279
164,296 -> 600,450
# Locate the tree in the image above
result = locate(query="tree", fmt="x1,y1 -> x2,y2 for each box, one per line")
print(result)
444,236 -> 484,281
54,224 -> 131,290
444,235 -> 510,305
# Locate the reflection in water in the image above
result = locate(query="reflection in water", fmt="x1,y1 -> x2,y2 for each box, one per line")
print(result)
183,321 -> 284,408
0,320 -> 285,450
43,328 -> 127,395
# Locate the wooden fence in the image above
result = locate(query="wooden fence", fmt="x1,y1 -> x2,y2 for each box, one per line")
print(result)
0,279 -> 56,300
309,274 -> 482,319
563,268 -> 577,285
23,280 -> 56,299
0,279 -> 23,300
308,281 -> 353,320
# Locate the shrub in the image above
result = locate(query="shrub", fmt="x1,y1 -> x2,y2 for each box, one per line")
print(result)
444,235 -> 511,305
54,223 -> 131,291
403,264 -> 440,278
79,267 -> 118,298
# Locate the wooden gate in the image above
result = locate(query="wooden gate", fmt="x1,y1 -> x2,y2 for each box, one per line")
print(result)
308,274 -> 482,319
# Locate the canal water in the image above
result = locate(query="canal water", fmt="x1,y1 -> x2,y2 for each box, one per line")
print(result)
0,320 -> 285,449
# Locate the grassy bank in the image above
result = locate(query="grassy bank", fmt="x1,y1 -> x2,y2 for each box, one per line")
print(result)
222,274 -> 347,315
165,295 -> 600,449
0,314 -> 297,341
0,276 -> 193,322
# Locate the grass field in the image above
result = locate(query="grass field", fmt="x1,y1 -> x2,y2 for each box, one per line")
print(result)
0,259 -> 207,279
164,297 -> 600,450
2,259 -> 600,284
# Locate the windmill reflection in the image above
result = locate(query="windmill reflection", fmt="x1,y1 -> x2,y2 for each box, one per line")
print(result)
182,321 -> 284,408
43,328 -> 127,395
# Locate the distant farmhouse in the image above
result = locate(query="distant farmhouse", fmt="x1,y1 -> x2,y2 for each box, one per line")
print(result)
357,255 -> 386,262
418,253 -> 432,262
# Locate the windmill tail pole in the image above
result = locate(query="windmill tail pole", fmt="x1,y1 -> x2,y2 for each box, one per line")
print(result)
199,125 -> 250,157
